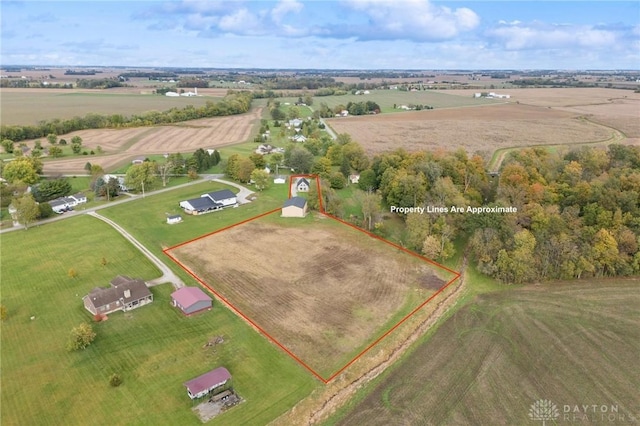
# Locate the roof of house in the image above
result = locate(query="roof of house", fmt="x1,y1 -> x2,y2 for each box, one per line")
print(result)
171,287 -> 212,308
184,367 -> 231,395
86,276 -> 151,308
185,197 -> 217,210
297,178 -> 310,187
72,192 -> 87,200
49,198 -> 68,207
283,196 -> 307,209
207,189 -> 236,201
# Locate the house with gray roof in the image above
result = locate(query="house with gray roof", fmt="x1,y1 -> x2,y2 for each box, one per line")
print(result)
83,275 -> 153,316
282,196 -> 308,218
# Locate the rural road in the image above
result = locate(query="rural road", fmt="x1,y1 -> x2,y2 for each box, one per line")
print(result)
87,211 -> 185,289
0,175 -> 252,233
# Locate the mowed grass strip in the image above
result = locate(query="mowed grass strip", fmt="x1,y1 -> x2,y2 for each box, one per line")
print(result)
171,215 -> 457,378
330,278 -> 640,426
1,215 -> 317,425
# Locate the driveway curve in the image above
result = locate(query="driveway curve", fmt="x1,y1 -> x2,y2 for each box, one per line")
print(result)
88,211 -> 185,289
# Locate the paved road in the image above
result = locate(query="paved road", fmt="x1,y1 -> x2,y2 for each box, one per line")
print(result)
0,174 -> 251,233
88,211 -> 185,289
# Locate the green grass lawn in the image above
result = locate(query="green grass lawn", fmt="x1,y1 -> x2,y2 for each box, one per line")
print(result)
1,214 -> 317,425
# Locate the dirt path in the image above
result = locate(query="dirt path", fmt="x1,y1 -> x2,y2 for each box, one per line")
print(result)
88,211 -> 185,289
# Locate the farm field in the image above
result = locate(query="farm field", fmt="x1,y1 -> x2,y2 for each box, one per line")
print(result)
299,89 -> 498,113
442,87 -> 640,137
169,216 -> 457,379
37,107 -> 262,174
329,277 -> 640,426
0,215 -> 317,425
326,103 -> 612,154
0,88 -> 222,125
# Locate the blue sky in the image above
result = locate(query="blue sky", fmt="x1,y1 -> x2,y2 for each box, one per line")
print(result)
1,1 -> 639,69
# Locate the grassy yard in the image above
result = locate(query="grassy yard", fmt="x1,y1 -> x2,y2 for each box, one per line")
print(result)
1,214 -> 317,425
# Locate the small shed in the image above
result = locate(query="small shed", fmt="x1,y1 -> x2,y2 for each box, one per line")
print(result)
167,215 -> 183,224
171,287 -> 212,315
282,196 -> 308,218
184,367 -> 231,399
274,176 -> 286,184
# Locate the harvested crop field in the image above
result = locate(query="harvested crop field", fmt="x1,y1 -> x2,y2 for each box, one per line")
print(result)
41,107 -> 262,174
0,88 -> 222,125
336,278 -> 640,426
326,103 -> 611,154
170,217 -> 455,378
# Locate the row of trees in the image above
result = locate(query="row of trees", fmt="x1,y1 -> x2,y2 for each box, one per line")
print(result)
0,91 -> 253,142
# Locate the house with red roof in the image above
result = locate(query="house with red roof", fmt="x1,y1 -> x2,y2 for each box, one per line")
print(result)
184,367 -> 231,399
171,286 -> 212,315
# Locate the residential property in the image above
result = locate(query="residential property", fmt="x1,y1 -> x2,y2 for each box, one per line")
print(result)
179,189 -> 238,215
131,156 -> 146,165
171,287 -> 213,315
295,178 -> 310,192
48,193 -> 88,214
184,367 -> 231,400
83,275 -> 153,316
282,196 -> 308,218
292,134 -> 307,143
102,175 -> 129,192
167,214 -> 182,225
349,174 -> 360,184
274,175 -> 286,184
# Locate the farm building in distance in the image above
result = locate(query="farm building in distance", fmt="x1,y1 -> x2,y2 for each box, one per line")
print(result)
179,189 -> 237,215
282,196 -> 308,218
83,275 -> 153,315
171,287 -> 212,315
184,367 -> 231,399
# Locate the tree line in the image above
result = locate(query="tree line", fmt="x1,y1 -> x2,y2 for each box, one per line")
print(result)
0,91 -> 253,142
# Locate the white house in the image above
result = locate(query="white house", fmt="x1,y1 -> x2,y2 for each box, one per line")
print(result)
165,92 -> 180,97
274,176 -> 286,184
205,189 -> 237,207
292,134 -> 307,143
70,193 -> 87,204
349,174 -> 360,184
296,178 -> 310,192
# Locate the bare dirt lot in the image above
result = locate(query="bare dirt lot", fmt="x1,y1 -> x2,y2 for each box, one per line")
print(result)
326,103 -> 612,154
40,107 -> 262,174
171,217 -> 453,378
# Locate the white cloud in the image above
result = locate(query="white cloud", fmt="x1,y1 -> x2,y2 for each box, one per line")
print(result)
341,0 -> 480,41
271,0 -> 303,24
488,21 -> 621,50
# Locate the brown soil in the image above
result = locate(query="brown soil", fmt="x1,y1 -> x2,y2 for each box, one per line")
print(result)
326,104 -> 611,155
171,218 -> 452,377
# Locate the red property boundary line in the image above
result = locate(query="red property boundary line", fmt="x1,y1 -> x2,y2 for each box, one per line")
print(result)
164,176 -> 461,383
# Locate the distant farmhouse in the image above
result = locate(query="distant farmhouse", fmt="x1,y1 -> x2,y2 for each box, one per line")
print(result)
102,175 -> 129,192
184,367 -> 231,399
171,287 -> 212,315
179,189 -> 237,215
83,275 -> 153,316
282,196 -> 308,218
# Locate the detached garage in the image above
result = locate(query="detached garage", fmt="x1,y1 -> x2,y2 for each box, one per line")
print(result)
171,287 -> 213,315
282,196 -> 308,218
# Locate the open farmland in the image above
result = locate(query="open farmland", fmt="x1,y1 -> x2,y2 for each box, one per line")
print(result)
333,278 -> 640,426
170,217 -> 455,379
441,87 -> 640,137
305,89 -> 498,113
326,103 -> 612,154
40,107 -> 262,174
0,88 -> 223,125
